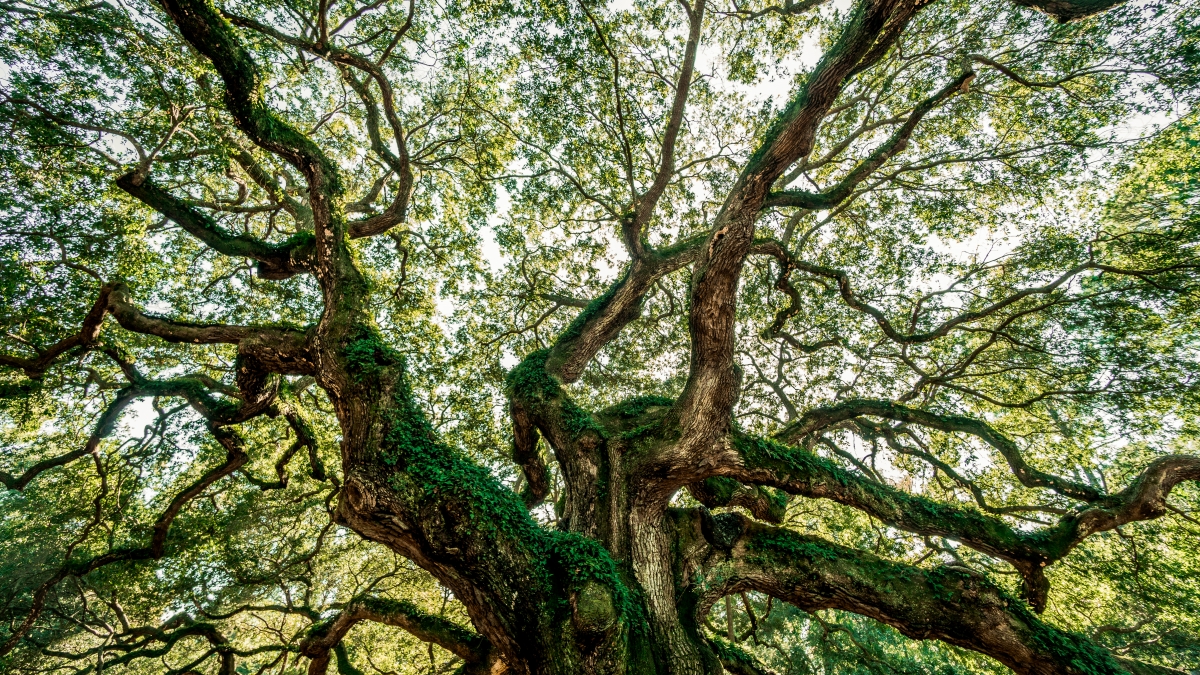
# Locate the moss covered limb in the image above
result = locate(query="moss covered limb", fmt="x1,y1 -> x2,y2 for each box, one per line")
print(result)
728,433 -> 1058,609
727,433 -> 1200,613
299,595 -> 492,672
544,237 -> 704,383
154,0 -> 340,200
739,0 -> 918,182
505,349 -> 605,530
336,338 -> 637,673
687,478 -> 788,524
510,397 -> 552,507
116,172 -> 315,279
700,517 -> 1132,675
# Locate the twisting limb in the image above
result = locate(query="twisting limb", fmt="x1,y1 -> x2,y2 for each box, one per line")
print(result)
675,0 -> 922,456
1,385 -> 137,491
694,512 -> 1129,675
719,432 -> 1200,611
510,398 -> 551,508
116,173 -> 315,279
750,239 -> 841,350
762,70 -> 975,211
775,398 -> 1102,501
299,596 -> 494,675
0,424 -> 249,657
220,10 -> 416,239
338,69 -> 414,239
152,0 -> 348,291
0,284 -> 112,379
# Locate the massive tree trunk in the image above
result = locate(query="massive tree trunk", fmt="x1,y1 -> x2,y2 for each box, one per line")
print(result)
3,0 -> 1197,672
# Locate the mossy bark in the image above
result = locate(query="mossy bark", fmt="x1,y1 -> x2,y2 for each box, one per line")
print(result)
133,0 -> 1177,673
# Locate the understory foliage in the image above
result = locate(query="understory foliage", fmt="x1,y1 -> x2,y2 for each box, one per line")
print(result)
1,0 -> 1199,673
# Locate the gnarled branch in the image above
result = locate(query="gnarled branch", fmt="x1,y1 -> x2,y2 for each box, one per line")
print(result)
299,596 -> 492,675
696,513 -> 1129,675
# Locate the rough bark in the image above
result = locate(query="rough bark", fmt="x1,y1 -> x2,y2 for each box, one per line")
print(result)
7,0 -> 1188,672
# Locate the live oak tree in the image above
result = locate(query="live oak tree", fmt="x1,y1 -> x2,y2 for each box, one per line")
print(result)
2,0 -> 1200,672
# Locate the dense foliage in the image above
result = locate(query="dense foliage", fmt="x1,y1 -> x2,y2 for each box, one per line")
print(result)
1,0 -> 1199,672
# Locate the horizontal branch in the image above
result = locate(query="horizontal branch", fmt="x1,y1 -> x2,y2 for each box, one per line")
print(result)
106,284 -> 314,373
116,173 -> 315,279
698,515 -> 1130,675
299,596 -> 491,674
721,432 -> 1200,611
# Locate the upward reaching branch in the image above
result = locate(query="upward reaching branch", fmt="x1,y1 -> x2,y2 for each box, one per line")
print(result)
153,0 -> 350,292
675,0 -> 924,460
628,0 -> 707,253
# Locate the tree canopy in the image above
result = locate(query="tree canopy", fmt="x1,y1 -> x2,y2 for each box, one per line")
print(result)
1,0 -> 1199,673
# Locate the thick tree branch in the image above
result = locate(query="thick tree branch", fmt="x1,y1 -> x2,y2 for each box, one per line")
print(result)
106,283 -> 313,373
688,478 -> 788,524
675,0 -> 921,458
1007,0 -> 1125,22
544,236 -> 704,382
299,596 -> 492,675
762,71 -> 974,211
697,514 -> 1131,675
154,0 -> 347,285
116,172 -> 315,279
720,432 -> 1200,611
510,397 -> 552,508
